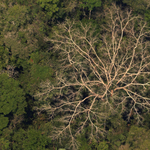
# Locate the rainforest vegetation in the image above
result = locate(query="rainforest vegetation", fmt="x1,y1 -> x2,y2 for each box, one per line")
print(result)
0,0 -> 150,149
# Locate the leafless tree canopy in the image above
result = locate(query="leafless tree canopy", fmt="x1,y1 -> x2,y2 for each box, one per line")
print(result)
35,4 -> 150,149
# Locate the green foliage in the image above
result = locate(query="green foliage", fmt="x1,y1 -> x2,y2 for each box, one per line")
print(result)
108,132 -> 126,148
77,132 -> 109,150
123,0 -> 149,13
106,115 -> 128,149
28,52 -> 54,81
0,74 -> 26,115
143,113 -> 150,129
0,73 -> 27,132
16,0 -> 32,5
18,31 -> 27,45
5,4 -> 31,31
79,0 -> 102,19
97,141 -> 109,150
0,45 -> 9,70
80,0 -> 102,11
144,9 -> 150,26
126,126 -> 150,150
0,127 -> 13,146
0,115 -> 9,131
29,52 -> 54,82
12,128 -> 51,150
29,52 -> 42,64
0,137 -> 10,150
78,137 -> 109,150
31,64 -> 54,81
80,18 -> 101,38
17,51 -> 55,95
37,0 -> 59,18
77,135 -> 92,150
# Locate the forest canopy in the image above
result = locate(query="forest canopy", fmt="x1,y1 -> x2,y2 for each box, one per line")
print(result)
0,0 -> 150,150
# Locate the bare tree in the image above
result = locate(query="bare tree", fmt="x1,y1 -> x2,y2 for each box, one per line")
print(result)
34,4 -> 150,149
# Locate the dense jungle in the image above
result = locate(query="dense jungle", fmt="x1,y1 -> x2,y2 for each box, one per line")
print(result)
1,0 -> 150,149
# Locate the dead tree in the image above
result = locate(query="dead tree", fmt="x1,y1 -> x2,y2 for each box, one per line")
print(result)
34,4 -> 150,149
